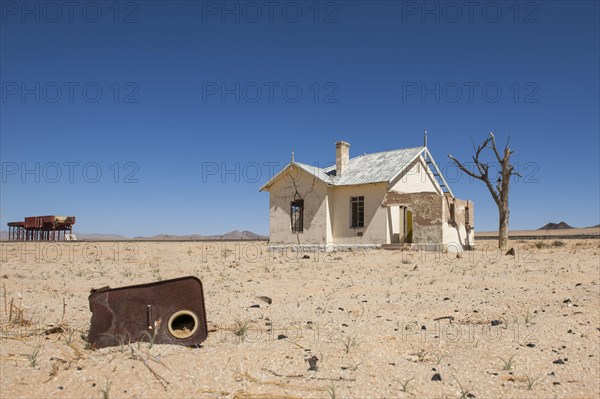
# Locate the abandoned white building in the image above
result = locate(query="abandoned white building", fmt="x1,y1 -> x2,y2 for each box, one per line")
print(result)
260,141 -> 474,251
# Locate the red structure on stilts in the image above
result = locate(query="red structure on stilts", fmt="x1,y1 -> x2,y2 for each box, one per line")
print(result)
7,216 -> 76,241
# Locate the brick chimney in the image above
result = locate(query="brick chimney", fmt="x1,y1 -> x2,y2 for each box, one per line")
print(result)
336,141 -> 350,176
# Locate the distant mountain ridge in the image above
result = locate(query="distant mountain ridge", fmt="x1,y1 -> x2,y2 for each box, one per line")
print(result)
538,222 -> 574,230
0,230 -> 267,241
135,230 -> 266,241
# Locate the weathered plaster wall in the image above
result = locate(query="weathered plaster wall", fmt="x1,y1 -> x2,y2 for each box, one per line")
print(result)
388,205 -> 401,243
389,156 -> 441,194
382,192 -> 443,245
267,165 -> 329,245
328,183 -> 389,245
442,196 -> 475,249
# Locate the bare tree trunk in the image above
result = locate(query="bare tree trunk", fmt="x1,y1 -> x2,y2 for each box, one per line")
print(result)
498,204 -> 509,251
448,133 -> 519,251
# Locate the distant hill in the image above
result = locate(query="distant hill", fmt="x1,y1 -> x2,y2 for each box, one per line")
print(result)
136,234 -> 203,241
218,230 -> 265,240
0,231 -> 130,241
75,233 -> 130,240
0,230 -> 267,241
137,230 -> 267,240
538,222 -> 574,230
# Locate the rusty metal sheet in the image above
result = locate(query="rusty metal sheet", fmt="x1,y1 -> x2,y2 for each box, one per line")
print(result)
41,215 -> 56,224
87,276 -> 208,349
24,216 -> 42,228
41,215 -> 76,226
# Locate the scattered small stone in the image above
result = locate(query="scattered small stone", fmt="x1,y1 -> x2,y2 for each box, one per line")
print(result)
77,366 -> 82,370
505,248 -> 515,256
491,320 -> 502,326
338,307 -> 344,311
443,297 -> 450,301
526,343 -> 536,348
575,283 -> 582,286
308,356 -> 319,371
277,334 -> 287,340
563,298 -> 571,304
1,275 -> 8,279
249,304 -> 260,308
421,325 -> 426,330
552,359 -> 565,365
466,394 -> 475,398
256,296 -> 272,305
302,255 -> 310,259
568,329 -> 573,334
389,362 -> 396,366
342,323 -> 348,327
44,326 -> 65,335
553,382 -> 561,385
58,386 -> 63,390
431,373 -> 442,381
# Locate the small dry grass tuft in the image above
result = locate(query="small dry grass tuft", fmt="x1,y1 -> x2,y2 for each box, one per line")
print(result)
233,320 -> 251,342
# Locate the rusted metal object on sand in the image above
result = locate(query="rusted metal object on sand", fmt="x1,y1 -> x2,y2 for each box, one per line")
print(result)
87,276 -> 208,349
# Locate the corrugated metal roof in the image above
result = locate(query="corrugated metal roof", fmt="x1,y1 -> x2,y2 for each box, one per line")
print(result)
261,146 -> 425,190
323,146 -> 424,185
293,161 -> 337,184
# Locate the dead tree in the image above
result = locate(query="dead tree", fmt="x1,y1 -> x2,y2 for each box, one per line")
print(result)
448,133 -> 520,250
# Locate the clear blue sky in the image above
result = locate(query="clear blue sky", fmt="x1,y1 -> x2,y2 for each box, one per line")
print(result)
1,0 -> 598,236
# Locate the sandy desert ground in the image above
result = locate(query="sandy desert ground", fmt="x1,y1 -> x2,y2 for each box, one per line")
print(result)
476,227 -> 600,238
0,239 -> 598,399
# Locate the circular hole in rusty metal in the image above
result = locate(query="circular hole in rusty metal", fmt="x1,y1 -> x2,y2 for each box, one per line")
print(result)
168,310 -> 198,339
